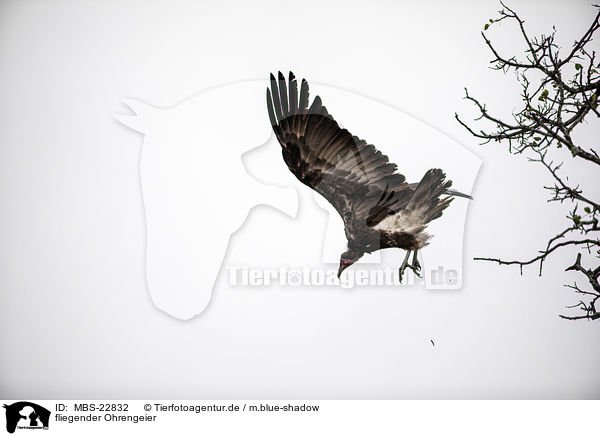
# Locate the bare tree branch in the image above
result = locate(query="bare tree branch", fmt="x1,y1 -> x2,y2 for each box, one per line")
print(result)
457,3 -> 600,321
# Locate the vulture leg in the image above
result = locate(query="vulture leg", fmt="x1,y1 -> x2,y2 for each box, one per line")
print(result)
398,250 -> 412,283
410,250 -> 422,278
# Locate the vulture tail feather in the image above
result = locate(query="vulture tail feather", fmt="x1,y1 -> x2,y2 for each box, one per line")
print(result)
446,189 -> 472,199
406,169 -> 454,224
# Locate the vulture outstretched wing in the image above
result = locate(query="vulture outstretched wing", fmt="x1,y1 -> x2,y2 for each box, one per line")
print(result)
266,72 -> 414,236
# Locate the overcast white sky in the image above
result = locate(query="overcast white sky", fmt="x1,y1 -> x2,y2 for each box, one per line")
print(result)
0,0 -> 598,399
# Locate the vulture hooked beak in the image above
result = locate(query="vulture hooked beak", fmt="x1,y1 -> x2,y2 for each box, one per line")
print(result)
337,262 -> 350,279
338,250 -> 361,278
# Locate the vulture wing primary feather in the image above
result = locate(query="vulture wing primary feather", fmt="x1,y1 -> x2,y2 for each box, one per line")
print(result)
266,72 -> 471,281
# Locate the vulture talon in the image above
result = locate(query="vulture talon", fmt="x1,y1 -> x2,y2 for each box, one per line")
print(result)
409,265 -> 422,279
398,266 -> 408,283
398,250 -> 411,283
411,251 -> 422,277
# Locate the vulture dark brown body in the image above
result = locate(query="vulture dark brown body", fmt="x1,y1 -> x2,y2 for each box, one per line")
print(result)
266,72 -> 470,281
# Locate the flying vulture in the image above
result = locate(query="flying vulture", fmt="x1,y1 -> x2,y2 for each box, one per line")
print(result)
266,72 -> 470,281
